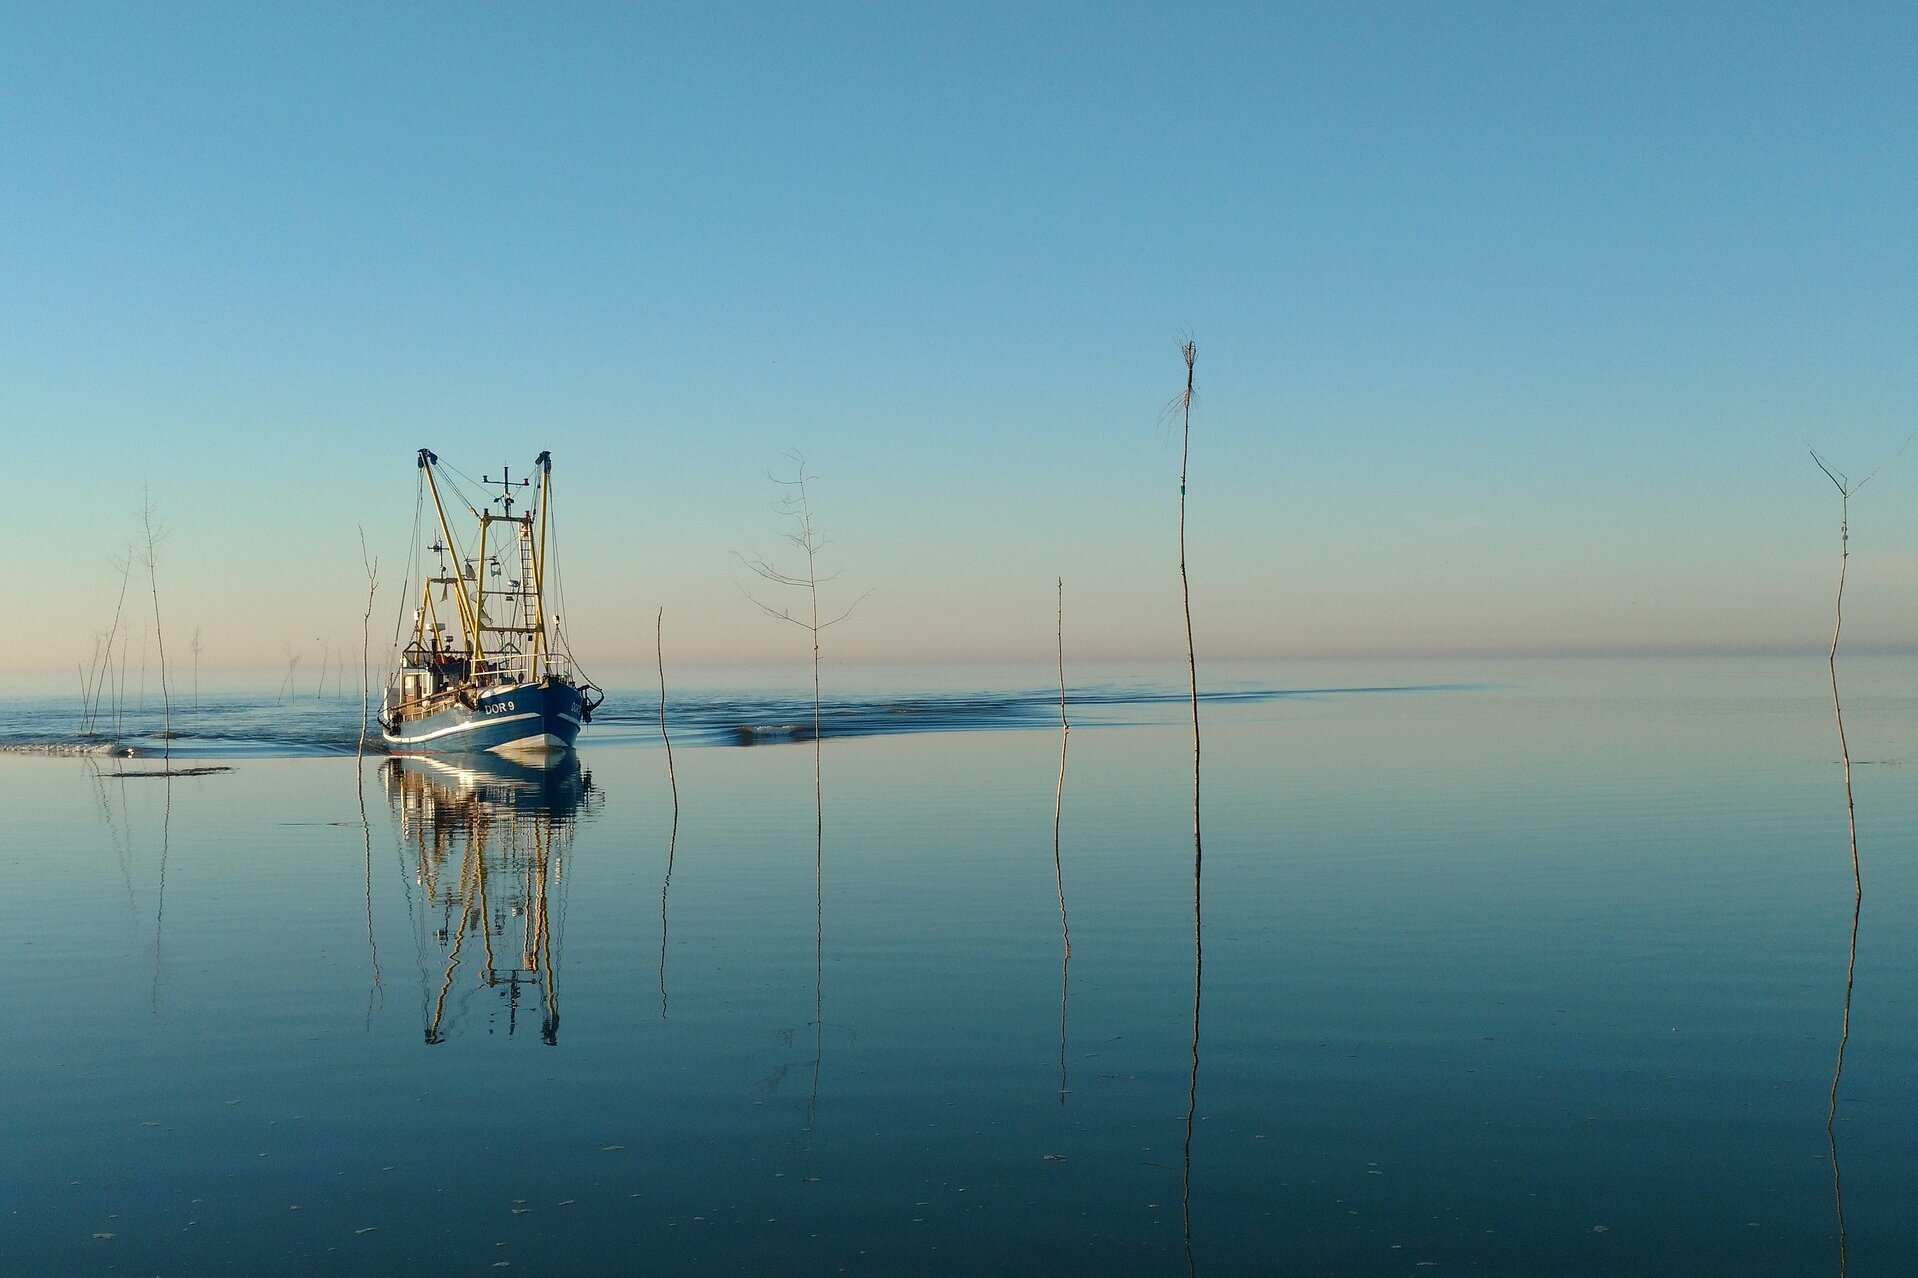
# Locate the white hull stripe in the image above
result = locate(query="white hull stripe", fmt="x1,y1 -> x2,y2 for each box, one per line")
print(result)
386,710 -> 541,746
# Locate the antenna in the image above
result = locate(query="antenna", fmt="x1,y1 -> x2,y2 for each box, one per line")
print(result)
485,465 -> 533,518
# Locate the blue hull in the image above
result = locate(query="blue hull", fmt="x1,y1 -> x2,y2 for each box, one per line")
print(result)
382,680 -> 585,757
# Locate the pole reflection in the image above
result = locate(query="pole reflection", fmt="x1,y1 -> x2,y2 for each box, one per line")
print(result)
1054,578 -> 1072,1106
1825,656 -> 1860,1277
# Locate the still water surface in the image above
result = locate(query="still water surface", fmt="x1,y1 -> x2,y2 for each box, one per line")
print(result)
1,657 -> 1912,1274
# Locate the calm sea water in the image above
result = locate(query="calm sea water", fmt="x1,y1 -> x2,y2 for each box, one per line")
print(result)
1,657 -> 1912,1275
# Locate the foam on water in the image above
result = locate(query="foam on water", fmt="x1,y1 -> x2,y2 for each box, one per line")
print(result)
0,679 -> 1476,757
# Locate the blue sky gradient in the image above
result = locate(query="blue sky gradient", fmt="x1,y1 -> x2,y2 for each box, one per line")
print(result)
7,3 -> 1917,675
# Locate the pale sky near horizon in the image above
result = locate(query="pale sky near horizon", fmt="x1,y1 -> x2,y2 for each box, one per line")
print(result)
6,3 -> 1917,678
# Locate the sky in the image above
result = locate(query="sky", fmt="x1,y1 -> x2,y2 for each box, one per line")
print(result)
5,2 -> 1917,681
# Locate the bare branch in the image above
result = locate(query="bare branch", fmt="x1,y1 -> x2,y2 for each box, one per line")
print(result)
736,583 -> 809,628
1809,447 -> 1848,494
736,550 -> 813,589
1809,433 -> 1913,496
816,589 -> 874,629
1853,431 -> 1914,493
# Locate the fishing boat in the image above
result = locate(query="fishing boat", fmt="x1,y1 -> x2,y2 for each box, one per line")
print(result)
378,449 -> 602,759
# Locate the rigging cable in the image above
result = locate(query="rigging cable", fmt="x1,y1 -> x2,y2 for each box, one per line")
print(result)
386,470 -> 425,673
436,459 -> 492,520
544,472 -> 597,693
421,460 -> 480,625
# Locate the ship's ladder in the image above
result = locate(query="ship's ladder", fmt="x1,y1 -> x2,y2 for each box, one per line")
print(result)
517,526 -> 540,636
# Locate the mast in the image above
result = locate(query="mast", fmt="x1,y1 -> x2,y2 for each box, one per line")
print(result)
417,449 -> 480,659
531,451 -> 552,672
473,511 -> 490,670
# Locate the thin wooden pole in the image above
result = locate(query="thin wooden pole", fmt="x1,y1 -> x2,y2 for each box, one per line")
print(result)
657,608 -> 679,809
1818,468 -> 1859,1277
1178,340 -> 1201,860
1176,339 -> 1202,1277
1053,577 -> 1071,957
1055,577 -> 1075,1104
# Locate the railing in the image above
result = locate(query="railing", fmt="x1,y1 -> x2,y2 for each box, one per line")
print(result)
383,650 -> 584,727
467,652 -> 577,686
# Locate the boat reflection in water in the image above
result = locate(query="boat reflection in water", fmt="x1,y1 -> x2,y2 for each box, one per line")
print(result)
382,752 -> 601,1046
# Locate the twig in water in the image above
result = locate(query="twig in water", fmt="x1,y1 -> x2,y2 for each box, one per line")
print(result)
357,529 -> 380,754
140,492 -> 172,761
279,646 -> 303,704
85,553 -> 136,735
117,624 -> 129,732
657,608 -> 679,810
739,453 -> 870,791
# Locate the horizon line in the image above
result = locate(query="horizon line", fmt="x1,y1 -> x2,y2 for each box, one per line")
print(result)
4,640 -> 1914,683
